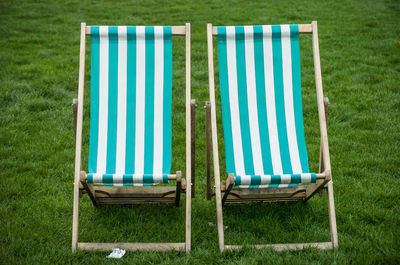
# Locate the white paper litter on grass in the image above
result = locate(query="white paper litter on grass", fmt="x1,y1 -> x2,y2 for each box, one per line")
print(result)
106,248 -> 126,258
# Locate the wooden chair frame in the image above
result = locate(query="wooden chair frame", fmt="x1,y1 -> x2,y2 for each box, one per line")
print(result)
206,21 -> 338,251
72,23 -> 193,253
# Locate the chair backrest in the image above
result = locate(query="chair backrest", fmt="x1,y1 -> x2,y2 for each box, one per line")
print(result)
216,25 -> 312,182
87,26 -> 172,186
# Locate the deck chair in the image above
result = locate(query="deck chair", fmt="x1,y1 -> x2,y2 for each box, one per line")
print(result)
205,21 -> 338,251
72,23 -> 194,253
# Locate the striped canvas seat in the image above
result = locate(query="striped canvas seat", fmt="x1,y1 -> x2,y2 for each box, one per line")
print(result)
217,24 -> 316,188
87,26 -> 172,186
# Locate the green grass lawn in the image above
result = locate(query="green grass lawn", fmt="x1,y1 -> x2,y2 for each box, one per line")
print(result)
1,0 -> 399,264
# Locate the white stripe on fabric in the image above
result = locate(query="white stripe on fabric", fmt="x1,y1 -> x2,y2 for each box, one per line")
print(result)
134,26 -> 146,182
281,25 -> 302,174
114,26 -> 128,186
262,25 -> 282,174
301,173 -> 311,183
280,174 -> 291,184
96,26 -> 109,179
260,174 -> 271,184
153,26 -> 164,183
226,26 -> 245,176
244,26 -> 264,175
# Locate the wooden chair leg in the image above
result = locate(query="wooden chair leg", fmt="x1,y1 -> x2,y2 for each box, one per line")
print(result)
72,173 -> 80,252
216,189 -> 225,252
205,101 -> 212,200
175,171 -> 182,207
190,99 -> 196,198
327,181 -> 338,247
80,171 -> 98,207
318,97 -> 329,197
222,174 -> 235,205
72,98 -> 78,140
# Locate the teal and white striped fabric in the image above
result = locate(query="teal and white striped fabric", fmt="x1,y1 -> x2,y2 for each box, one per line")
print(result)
217,24 -> 316,188
87,26 -> 172,186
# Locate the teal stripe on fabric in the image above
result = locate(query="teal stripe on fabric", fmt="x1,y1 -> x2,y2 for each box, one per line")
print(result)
87,173 -> 93,184
103,174 -> 113,186
235,175 -> 241,185
88,26 -> 100,175
291,173 -> 302,184
217,27 -> 236,175
163,26 -> 173,183
235,26 -> 254,175
290,24 -> 310,172
311,173 -> 316,183
123,174 -> 133,186
124,26 -> 137,185
251,175 -> 261,185
271,25 -> 292,174
253,25 -> 274,175
271,174 -> 282,184
105,26 -> 118,182
143,26 -> 155,184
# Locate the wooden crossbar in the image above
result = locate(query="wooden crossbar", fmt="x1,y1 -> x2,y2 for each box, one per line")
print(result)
85,25 -> 186,36
211,24 -> 312,35
77,242 -> 185,252
225,242 -> 334,251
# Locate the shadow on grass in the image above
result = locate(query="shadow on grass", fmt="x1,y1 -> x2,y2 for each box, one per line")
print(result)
222,198 -> 331,245
77,198 -> 186,243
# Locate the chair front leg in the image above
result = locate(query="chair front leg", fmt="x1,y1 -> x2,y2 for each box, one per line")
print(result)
80,171 -> 98,207
205,101 -> 213,200
318,97 -> 329,196
72,98 -> 78,140
175,171 -> 182,207
190,99 -> 196,198
222,174 -> 235,205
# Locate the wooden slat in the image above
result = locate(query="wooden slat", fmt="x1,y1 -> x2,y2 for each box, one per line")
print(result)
185,22 -> 192,253
96,198 -> 176,205
327,181 -> 338,247
319,97 -> 330,174
211,24 -> 312,35
72,98 -> 78,139
72,22 -> 86,252
225,198 -> 304,204
85,25 -> 186,36
304,21 -> 333,202
312,21 -> 331,179
225,242 -> 333,251
190,99 -> 196,198
91,186 -> 177,198
207,23 -> 225,252
222,174 -> 235,204
80,172 -> 97,206
77,242 -> 186,251
224,186 -> 306,198
205,101 -> 212,200
175,171 -> 182,207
